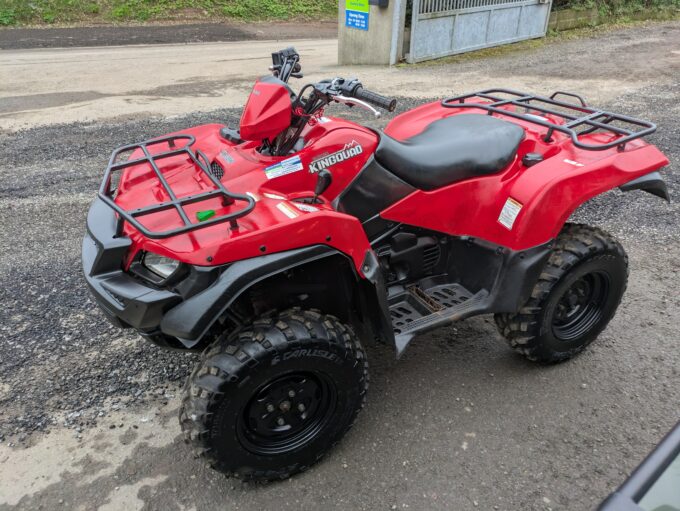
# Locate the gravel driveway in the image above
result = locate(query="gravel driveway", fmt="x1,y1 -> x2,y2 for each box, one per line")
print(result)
0,21 -> 678,511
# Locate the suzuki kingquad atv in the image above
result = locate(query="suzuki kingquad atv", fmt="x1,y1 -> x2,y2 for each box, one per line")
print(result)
83,47 -> 670,481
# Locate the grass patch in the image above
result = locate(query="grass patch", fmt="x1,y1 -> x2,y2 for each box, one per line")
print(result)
0,0 -> 675,26
0,0 -> 337,25
554,0 -> 680,17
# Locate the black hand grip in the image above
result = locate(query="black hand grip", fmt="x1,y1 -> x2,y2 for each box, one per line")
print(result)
353,87 -> 397,112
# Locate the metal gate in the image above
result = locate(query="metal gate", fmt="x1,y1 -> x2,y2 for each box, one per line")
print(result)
407,0 -> 552,63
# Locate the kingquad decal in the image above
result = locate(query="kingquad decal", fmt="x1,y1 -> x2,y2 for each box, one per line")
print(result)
271,348 -> 340,366
309,140 -> 363,173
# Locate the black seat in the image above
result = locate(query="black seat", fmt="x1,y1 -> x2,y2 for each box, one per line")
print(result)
375,114 -> 525,191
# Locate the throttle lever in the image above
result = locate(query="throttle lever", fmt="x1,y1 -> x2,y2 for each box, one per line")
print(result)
334,95 -> 382,118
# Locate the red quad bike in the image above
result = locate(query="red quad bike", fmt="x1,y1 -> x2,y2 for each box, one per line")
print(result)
83,47 -> 670,481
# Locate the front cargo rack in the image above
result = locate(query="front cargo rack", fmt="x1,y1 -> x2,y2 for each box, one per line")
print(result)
98,134 -> 255,239
441,88 -> 656,151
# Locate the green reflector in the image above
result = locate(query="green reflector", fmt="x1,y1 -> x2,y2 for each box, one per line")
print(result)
196,209 -> 215,222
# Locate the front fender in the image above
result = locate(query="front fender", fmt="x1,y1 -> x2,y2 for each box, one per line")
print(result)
160,245 -> 394,349
161,245 -> 338,346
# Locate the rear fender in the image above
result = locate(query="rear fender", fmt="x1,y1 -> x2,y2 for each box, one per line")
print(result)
514,145 -> 670,244
380,143 -> 669,251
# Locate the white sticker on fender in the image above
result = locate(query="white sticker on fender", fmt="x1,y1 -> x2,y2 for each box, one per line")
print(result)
264,155 -> 303,179
498,197 -> 523,230
276,202 -> 299,219
292,202 -> 319,213
263,192 -> 286,200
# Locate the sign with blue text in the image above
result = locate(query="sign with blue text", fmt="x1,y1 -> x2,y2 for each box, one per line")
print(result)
345,0 -> 369,31
345,9 -> 369,30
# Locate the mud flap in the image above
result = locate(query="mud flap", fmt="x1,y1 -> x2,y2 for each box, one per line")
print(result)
619,171 -> 670,202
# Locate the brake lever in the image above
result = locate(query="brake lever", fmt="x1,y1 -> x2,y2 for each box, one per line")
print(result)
333,95 -> 381,119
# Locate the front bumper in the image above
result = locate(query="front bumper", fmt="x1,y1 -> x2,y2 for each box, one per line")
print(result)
82,198 -> 180,331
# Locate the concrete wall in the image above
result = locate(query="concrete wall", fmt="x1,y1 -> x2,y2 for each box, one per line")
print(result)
338,0 -> 399,65
548,7 -> 599,31
548,7 -> 677,31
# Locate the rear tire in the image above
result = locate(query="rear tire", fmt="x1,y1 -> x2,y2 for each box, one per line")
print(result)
494,223 -> 628,363
179,308 -> 368,481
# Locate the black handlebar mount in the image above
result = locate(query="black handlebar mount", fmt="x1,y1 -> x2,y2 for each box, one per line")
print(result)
265,48 -> 397,156
270,47 -> 303,83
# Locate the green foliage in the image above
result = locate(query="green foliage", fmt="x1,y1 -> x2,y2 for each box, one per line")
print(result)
221,0 -> 335,20
0,0 -> 106,24
3,0 -> 672,25
0,7 -> 16,25
553,0 -> 680,15
0,0 -> 338,25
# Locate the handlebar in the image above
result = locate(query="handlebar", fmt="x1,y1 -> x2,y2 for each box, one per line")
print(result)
267,52 -> 398,155
352,87 -> 397,112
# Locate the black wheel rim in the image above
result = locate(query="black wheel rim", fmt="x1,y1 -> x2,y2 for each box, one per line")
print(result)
552,270 -> 611,342
236,372 -> 337,456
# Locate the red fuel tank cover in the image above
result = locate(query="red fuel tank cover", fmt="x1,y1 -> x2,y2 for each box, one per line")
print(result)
240,77 -> 293,142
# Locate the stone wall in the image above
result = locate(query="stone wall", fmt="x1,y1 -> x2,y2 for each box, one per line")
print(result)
548,7 -> 600,31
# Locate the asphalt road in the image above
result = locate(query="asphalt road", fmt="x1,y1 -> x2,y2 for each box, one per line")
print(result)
0,21 -> 337,50
0,21 -> 679,511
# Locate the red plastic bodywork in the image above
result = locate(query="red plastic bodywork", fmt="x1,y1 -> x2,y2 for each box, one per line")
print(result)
114,98 -> 669,274
115,117 -> 378,271
382,102 -> 669,250
239,80 -> 292,141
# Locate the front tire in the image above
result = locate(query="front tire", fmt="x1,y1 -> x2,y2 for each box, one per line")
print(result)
180,308 -> 368,481
495,224 -> 628,363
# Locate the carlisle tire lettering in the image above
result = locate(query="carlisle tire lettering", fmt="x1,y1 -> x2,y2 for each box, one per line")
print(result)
271,348 -> 341,365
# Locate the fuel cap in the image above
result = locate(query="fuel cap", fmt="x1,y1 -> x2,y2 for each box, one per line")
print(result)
522,152 -> 544,167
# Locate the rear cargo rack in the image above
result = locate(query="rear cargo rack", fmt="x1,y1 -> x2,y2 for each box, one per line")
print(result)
441,88 -> 656,151
98,134 -> 255,239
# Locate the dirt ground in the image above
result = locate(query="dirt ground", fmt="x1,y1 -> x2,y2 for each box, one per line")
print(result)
0,21 -> 679,511
2,22 -> 679,131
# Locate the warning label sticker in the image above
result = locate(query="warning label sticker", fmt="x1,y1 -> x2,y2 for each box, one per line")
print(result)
292,202 -> 319,213
276,202 -> 299,219
498,197 -> 523,230
264,156 -> 303,179
263,192 -> 286,200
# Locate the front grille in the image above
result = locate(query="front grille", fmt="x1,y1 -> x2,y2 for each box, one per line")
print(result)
210,161 -> 224,179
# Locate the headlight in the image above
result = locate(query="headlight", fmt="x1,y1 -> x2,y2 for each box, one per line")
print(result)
143,252 -> 181,279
